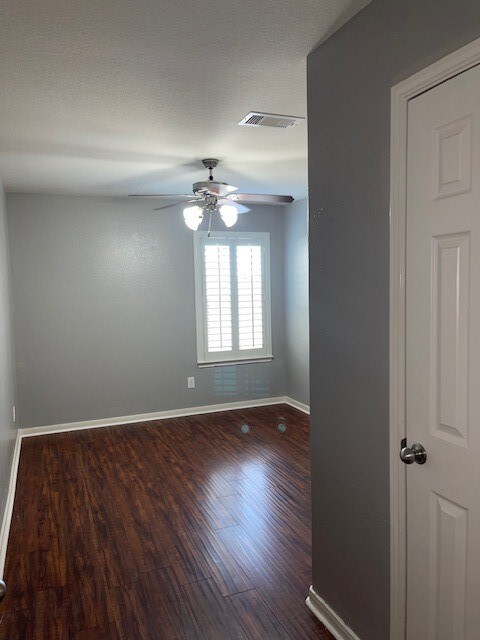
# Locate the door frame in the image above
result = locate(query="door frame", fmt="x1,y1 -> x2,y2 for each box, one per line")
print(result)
390,36 -> 480,640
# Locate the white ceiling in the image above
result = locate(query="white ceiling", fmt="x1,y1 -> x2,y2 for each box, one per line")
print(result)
0,0 -> 368,199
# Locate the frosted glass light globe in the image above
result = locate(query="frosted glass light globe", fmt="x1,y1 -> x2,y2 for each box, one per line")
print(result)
183,205 -> 203,230
219,204 -> 238,228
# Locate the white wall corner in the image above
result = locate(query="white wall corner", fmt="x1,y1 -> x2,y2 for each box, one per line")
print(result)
306,586 -> 362,640
0,429 -> 21,579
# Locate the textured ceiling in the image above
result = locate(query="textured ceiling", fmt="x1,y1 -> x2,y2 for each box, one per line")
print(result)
0,0 -> 368,198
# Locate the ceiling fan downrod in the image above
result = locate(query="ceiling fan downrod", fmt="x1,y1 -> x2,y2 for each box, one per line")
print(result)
202,158 -> 219,182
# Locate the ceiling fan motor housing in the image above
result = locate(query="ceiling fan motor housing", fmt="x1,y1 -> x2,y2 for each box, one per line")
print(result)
193,181 -> 234,198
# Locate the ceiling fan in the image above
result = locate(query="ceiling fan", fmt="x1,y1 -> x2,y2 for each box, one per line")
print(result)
129,158 -> 294,231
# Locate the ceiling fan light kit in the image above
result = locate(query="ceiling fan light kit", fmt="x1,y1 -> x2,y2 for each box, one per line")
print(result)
129,158 -> 294,230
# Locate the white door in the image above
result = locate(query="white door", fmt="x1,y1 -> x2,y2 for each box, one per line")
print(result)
405,63 -> 480,639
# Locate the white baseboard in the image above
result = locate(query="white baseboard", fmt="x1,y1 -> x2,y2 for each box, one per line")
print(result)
284,396 -> 310,414
19,396 -> 309,438
306,586 -> 361,640
0,430 -> 21,579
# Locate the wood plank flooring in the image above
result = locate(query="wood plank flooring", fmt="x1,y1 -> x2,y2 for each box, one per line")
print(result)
0,404 -> 332,639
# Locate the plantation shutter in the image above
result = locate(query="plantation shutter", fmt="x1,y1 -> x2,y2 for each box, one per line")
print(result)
195,232 -> 271,364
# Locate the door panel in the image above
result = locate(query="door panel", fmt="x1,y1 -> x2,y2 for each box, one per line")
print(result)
428,492 -> 468,640
431,233 -> 470,446
406,63 -> 480,639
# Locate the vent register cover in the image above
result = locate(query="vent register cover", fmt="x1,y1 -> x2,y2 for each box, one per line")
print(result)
238,111 -> 304,128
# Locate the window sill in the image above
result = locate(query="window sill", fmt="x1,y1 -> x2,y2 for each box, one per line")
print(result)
197,356 -> 274,368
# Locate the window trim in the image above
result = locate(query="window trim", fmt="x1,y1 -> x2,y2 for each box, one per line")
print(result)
193,230 -> 272,366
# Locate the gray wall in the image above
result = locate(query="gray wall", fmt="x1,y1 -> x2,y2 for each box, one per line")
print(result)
0,181 -> 16,556
284,198 -> 309,405
7,194 -> 286,428
307,1 -> 480,639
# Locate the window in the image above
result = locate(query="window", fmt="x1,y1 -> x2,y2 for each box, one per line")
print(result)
194,231 -> 272,365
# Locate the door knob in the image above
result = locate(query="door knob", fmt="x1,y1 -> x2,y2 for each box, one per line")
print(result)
400,442 -> 427,465
0,579 -> 6,602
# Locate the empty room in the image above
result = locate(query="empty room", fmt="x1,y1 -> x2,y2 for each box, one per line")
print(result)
2,1 -> 480,639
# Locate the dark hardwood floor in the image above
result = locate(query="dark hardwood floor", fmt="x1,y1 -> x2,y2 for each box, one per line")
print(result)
0,404 -> 332,639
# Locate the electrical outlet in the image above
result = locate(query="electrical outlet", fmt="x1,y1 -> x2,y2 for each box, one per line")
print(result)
12,405 -> 16,423
187,376 -> 195,389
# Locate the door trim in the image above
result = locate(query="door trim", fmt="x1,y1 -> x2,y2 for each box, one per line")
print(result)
390,36 -> 480,640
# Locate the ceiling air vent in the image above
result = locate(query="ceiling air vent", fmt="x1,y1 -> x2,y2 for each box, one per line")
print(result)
238,111 -> 305,129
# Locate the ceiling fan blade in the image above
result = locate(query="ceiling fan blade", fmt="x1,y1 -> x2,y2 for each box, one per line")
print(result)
129,194 -> 195,199
228,193 -> 294,205
231,202 -> 251,214
219,199 -> 251,214
153,199 -> 201,211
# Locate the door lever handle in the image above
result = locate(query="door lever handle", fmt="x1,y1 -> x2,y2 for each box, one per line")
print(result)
400,442 -> 427,465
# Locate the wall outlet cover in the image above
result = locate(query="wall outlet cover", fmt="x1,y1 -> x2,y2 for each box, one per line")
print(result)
187,377 -> 195,389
